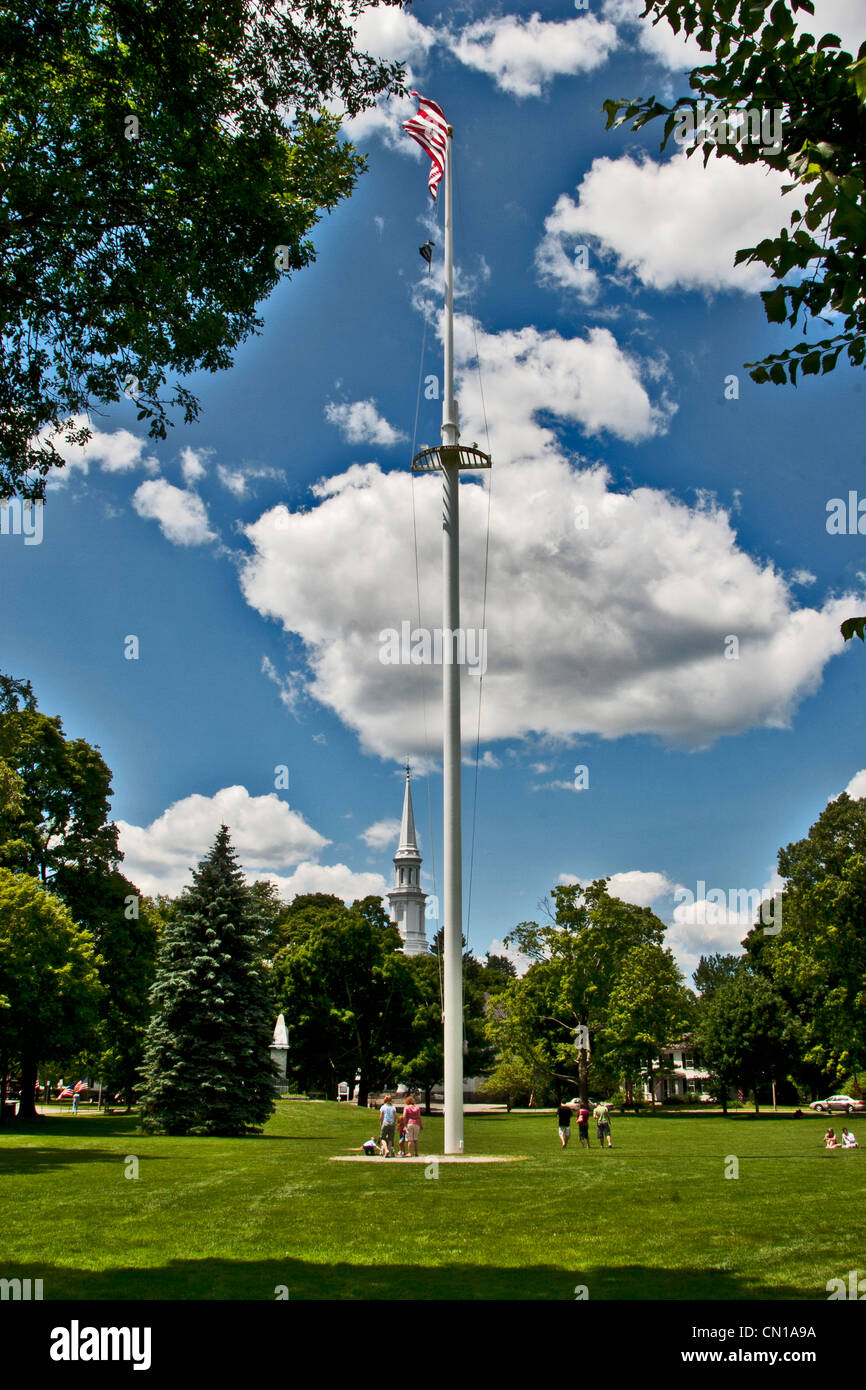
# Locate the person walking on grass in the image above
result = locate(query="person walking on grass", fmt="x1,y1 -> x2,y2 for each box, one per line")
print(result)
593,1099 -> 613,1148
379,1094 -> 396,1156
557,1099 -> 574,1149
402,1094 -> 423,1156
577,1101 -> 591,1149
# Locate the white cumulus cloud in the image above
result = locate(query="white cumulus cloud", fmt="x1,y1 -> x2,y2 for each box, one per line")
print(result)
180,446 -> 210,486
45,414 -> 159,481
132,478 -> 217,546
239,439 -> 858,761
117,785 -> 331,897
454,315 -> 674,454
256,865 -> 388,905
352,6 -> 438,65
537,153 -> 799,297
360,818 -> 401,850
325,398 -> 407,447
842,769 -> 866,800
601,0 -> 706,70
667,872 -> 785,981
450,13 -> 619,97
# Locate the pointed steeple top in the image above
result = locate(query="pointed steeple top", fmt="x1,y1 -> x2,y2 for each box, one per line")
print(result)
396,765 -> 420,858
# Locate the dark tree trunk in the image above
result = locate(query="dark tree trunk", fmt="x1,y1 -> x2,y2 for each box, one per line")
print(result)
0,1054 -> 8,1124
356,1072 -> 369,1109
16,1051 -> 39,1120
423,1084 -> 432,1116
578,1022 -> 590,1107
721,1089 -> 728,1115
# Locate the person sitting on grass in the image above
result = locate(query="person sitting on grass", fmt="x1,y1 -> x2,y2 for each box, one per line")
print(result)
362,1137 -> 380,1156
841,1126 -> 859,1149
824,1127 -> 839,1149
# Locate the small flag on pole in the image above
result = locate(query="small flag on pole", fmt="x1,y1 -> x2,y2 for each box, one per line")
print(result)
402,93 -> 449,200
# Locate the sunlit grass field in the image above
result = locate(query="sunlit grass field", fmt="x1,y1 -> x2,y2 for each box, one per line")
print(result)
1,1102 -> 861,1300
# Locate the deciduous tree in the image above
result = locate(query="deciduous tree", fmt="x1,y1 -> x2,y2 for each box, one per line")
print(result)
603,0 -> 866,386
0,868 -> 102,1120
1,0 -> 407,498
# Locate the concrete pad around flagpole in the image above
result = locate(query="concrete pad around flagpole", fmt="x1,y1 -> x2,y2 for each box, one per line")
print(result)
330,1154 -> 528,1163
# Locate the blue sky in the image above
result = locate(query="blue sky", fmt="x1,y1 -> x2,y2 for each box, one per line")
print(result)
4,0 -> 866,982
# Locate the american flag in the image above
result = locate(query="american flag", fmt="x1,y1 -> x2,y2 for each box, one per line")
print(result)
402,93 -> 449,200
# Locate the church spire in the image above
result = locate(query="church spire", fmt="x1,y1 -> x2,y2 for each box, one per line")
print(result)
396,763 -> 419,857
387,765 -> 427,955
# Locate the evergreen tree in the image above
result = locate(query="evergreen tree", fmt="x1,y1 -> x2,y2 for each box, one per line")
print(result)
139,826 -> 275,1135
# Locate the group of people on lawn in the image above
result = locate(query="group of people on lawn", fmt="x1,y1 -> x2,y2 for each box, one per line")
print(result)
557,1098 -> 612,1149
363,1094 -> 422,1157
824,1126 -> 858,1149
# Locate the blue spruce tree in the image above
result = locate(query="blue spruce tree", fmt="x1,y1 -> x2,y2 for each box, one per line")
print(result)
140,825 -> 275,1134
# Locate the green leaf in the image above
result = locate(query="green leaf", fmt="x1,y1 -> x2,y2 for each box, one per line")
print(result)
848,56 -> 866,103
841,617 -> 866,642
762,287 -> 788,323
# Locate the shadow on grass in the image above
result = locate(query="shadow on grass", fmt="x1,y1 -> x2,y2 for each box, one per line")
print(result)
1,1115 -> 142,1140
0,1116 -> 337,1143
0,1147 -> 176,1174
0,1257 -> 818,1301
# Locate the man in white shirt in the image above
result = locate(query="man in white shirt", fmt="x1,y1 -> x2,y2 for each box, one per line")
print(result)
841,1127 -> 859,1148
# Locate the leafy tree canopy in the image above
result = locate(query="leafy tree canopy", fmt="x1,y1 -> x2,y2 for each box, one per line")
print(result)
697,966 -> 802,1112
272,893 -> 414,1104
693,952 -> 743,999
0,0 -> 407,498
0,867 -> 102,1119
744,792 -> 866,1079
503,880 -> 668,1103
603,0 -> 866,386
0,681 -> 119,884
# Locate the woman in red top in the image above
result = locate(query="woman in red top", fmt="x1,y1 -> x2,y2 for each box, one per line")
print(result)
402,1095 -> 423,1156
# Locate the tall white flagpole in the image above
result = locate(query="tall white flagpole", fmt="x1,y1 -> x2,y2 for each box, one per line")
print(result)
441,125 -> 463,1156
407,101 -> 491,1155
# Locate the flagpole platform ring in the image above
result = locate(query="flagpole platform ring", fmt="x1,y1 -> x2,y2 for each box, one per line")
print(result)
411,444 -> 492,473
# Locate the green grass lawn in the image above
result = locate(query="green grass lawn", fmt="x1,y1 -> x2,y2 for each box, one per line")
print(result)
0,1103 -> 861,1300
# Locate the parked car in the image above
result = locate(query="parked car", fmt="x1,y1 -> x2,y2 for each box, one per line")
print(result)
809,1094 -> 865,1114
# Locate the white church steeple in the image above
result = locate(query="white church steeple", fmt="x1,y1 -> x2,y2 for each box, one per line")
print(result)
387,766 -> 427,956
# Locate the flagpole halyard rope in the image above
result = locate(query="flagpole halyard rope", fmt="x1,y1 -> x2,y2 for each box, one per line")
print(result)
453,169 -> 494,938
408,253 -> 442,994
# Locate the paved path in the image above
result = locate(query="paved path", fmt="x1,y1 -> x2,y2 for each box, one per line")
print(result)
330,1153 -> 528,1163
